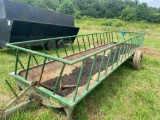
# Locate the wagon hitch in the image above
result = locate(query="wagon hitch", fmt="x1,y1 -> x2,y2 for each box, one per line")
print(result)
0,81 -> 40,119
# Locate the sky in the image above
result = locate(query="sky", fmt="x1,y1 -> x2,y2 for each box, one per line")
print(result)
139,0 -> 160,8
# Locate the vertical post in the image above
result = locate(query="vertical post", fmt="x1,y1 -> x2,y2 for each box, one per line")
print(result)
25,53 -> 32,80
124,41 -> 129,59
12,49 -> 24,69
38,58 -> 47,86
15,50 -> 19,75
70,38 -> 75,54
106,32 -> 109,43
82,36 -> 86,50
105,48 -> 112,75
27,44 -> 39,65
87,35 -> 91,48
97,51 -> 105,82
127,39 -> 132,57
62,39 -> 68,56
100,33 -> 102,45
103,33 -> 106,44
111,46 -> 118,70
130,38 -> 133,53
96,33 -> 99,46
111,32 -> 113,42
92,34 -> 95,47
52,41 -> 60,58
41,42 -> 47,54
76,37 -> 81,52
109,32 -> 111,42
53,64 -> 66,94
116,44 -> 122,66
121,41 -> 127,62
116,32 -> 119,42
86,55 -> 97,91
132,37 -> 135,51
73,61 -> 84,102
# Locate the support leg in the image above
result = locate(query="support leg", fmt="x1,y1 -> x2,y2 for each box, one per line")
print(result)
64,107 -> 74,120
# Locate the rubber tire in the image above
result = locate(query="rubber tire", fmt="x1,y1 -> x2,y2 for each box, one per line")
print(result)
132,50 -> 143,70
56,40 -> 64,49
45,41 -> 55,50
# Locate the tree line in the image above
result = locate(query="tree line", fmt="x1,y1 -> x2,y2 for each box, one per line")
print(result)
16,0 -> 160,23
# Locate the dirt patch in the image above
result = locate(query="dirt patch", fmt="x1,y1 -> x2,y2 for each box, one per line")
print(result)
42,48 -> 122,97
0,94 -> 10,104
18,43 -> 130,97
141,47 -> 160,57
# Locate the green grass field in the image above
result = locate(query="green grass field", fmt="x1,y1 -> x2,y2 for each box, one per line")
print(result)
0,18 -> 160,120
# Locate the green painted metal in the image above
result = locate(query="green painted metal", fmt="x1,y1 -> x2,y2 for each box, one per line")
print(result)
116,44 -> 123,66
116,32 -> 119,42
70,38 -> 75,54
82,36 -> 86,50
73,60 -> 84,102
12,48 -> 24,69
15,50 -> 19,75
100,33 -> 102,45
5,31 -> 145,119
96,51 -> 105,82
62,39 -> 68,56
38,58 -> 47,86
53,64 -> 66,94
103,33 -> 106,44
92,34 -> 95,47
87,35 -> 91,48
105,48 -> 112,75
86,55 -> 97,91
111,46 -> 118,70
25,53 -> 32,80
76,37 -> 81,52
53,41 -> 60,58
0,99 -> 39,120
121,41 -> 127,62
27,44 -> 39,65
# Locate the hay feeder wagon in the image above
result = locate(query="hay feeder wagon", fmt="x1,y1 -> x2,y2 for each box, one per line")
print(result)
0,31 -> 145,119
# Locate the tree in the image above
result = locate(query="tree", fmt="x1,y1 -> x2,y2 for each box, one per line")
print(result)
104,0 -> 125,18
58,0 -> 75,15
121,7 -> 136,21
16,0 -> 59,11
135,3 -> 149,21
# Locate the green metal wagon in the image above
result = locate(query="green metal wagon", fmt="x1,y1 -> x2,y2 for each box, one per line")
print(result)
1,31 -> 145,119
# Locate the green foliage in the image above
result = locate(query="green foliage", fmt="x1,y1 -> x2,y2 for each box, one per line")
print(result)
101,20 -> 113,26
16,0 -> 59,11
113,21 -> 124,27
135,3 -> 150,21
15,0 -> 160,23
104,0 -> 125,18
57,0 -> 75,15
121,7 -> 136,21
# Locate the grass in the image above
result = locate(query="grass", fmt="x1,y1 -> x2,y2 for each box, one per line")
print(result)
0,18 -> 160,120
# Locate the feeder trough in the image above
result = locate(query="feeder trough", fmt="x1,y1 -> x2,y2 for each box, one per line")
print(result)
1,31 -> 145,119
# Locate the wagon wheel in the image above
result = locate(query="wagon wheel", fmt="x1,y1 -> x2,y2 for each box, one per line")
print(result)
132,50 -> 143,70
45,41 -> 55,50
56,40 -> 64,49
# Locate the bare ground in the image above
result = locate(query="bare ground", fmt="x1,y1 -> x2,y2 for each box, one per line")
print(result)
141,47 -> 160,57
